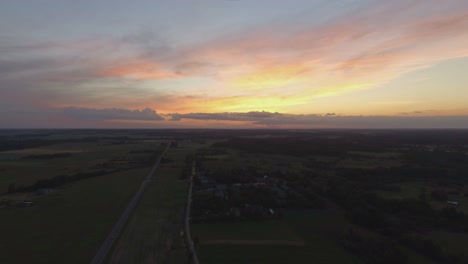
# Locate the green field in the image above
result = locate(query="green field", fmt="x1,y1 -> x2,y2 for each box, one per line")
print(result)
106,141 -> 205,264
376,181 -> 468,214
193,220 -> 301,241
427,230 -> 468,259
0,131 -> 168,263
0,140 -> 163,194
193,209 -> 362,264
0,167 -> 152,264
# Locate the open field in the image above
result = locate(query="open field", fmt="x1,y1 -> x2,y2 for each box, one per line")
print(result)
427,231 -> 468,259
376,181 -> 468,214
0,140 -> 163,194
106,141 -> 205,264
193,220 -> 301,241
0,130 -> 171,263
201,239 -> 305,246
194,209 -> 362,264
0,167 -> 152,264
196,244 -> 332,264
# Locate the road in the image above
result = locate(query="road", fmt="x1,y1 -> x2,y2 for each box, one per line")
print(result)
90,143 -> 171,264
185,162 -> 200,264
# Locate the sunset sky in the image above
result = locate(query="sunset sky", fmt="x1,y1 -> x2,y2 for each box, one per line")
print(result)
1,0 -> 468,128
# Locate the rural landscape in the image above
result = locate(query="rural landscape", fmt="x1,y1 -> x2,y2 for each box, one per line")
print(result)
1,129 -> 468,263
2,0 -> 468,263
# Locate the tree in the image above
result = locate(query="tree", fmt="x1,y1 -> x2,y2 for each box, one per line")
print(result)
7,183 -> 15,193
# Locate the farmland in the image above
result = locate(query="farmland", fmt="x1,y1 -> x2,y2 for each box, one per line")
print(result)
0,130 -> 168,263
106,141 -> 206,264
193,209 -> 361,264
190,130 -> 468,264
1,129 -> 468,264
0,167 -> 152,264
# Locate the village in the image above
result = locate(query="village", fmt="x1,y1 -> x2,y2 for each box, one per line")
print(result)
190,164 -> 322,223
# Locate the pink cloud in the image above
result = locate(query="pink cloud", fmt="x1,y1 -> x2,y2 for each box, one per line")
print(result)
3,0 -> 468,118
97,59 -> 178,80
167,0 -> 468,98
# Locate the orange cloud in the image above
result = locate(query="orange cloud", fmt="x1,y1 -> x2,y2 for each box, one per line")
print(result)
175,94 -> 308,113
231,63 -> 310,89
98,59 -> 178,80
11,0 -> 468,118
172,1 -> 468,104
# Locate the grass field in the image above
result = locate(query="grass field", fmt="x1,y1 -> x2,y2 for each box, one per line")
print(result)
194,209 -> 362,264
0,140 -> 162,194
193,220 -> 301,241
376,181 -> 468,214
106,141 -> 205,264
0,167 -> 152,264
0,132 -> 167,263
427,230 -> 468,260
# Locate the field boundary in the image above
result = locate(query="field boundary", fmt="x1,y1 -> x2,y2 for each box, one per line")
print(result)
90,142 -> 170,264
201,239 -> 306,246
185,161 -> 200,264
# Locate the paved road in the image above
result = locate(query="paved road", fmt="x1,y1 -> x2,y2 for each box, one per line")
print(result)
185,162 -> 200,264
90,143 -> 171,264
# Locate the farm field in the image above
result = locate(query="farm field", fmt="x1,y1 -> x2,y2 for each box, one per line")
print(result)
0,167 -> 152,264
0,139 -> 164,194
190,130 -> 468,264
106,141 -> 205,264
376,182 -> 468,214
193,209 -> 362,264
1,129 -> 468,264
0,130 -> 168,263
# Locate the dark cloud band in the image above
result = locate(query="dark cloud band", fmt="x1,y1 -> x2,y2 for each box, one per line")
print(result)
63,107 -> 164,121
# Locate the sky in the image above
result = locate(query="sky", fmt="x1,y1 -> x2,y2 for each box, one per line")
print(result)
1,0 -> 468,128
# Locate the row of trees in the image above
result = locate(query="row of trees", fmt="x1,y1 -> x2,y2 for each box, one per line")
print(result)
9,170 -> 110,193
6,146 -> 165,194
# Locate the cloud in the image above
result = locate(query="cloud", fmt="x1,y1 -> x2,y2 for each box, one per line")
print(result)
168,111 -> 468,128
4,104 -> 468,128
169,111 -> 283,121
399,110 -> 437,116
97,58 -> 178,80
63,107 -> 165,121
168,0 -> 468,98
1,0 -> 468,116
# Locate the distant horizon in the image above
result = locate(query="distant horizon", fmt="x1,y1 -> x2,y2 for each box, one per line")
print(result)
2,127 -> 468,131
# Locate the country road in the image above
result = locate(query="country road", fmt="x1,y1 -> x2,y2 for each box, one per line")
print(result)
185,162 -> 200,264
90,142 -> 171,264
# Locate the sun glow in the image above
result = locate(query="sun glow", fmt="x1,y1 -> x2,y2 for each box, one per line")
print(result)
231,64 -> 309,89
198,95 -> 308,113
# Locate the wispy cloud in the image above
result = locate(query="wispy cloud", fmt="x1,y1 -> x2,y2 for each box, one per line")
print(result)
97,59 -> 178,80
169,0 -> 468,99
1,0 -> 468,126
